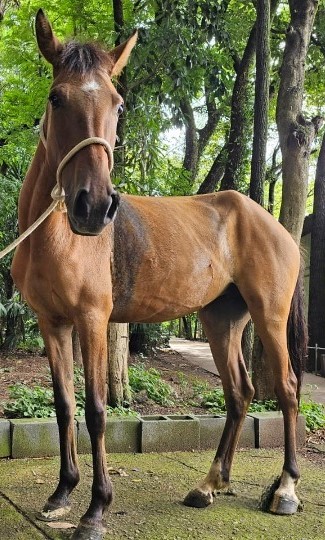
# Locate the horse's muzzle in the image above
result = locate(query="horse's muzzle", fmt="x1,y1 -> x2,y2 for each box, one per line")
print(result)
69,189 -> 120,236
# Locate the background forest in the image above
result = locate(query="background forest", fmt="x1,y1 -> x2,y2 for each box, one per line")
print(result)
1,0 -> 325,391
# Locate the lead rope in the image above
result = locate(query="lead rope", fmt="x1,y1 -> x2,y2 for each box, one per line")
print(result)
0,116 -> 114,260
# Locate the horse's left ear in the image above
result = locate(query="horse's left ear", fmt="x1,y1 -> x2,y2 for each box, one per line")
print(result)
35,9 -> 63,67
108,30 -> 138,77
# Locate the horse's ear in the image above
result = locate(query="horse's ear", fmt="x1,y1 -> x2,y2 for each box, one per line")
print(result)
35,9 -> 63,67
108,30 -> 138,77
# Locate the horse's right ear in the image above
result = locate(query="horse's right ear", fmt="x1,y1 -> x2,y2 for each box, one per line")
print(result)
35,9 -> 63,67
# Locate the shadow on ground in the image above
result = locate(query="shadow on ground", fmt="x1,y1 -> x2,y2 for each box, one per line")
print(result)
0,449 -> 324,540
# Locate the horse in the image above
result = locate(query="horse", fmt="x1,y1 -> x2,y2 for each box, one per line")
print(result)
11,9 -> 307,540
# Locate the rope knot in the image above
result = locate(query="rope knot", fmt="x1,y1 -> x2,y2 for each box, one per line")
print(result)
51,184 -> 67,213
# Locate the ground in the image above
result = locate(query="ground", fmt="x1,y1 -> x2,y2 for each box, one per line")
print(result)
0,450 -> 324,539
0,348 -> 324,539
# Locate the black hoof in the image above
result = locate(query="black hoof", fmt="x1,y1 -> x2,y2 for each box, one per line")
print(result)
71,524 -> 106,540
183,488 -> 213,508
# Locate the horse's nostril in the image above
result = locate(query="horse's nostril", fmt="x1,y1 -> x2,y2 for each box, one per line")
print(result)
73,189 -> 90,221
105,191 -> 120,222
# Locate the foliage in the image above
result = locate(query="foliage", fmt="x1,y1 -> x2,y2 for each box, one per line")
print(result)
107,405 -> 139,417
128,363 -> 174,405
3,368 -> 325,432
129,323 -> 170,354
299,398 -> 325,432
4,383 -> 55,418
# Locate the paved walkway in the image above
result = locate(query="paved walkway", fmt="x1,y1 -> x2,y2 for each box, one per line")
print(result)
0,450 -> 324,539
170,338 -> 325,404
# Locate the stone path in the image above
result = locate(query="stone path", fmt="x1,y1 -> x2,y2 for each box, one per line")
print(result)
170,338 -> 325,404
0,451 -> 324,539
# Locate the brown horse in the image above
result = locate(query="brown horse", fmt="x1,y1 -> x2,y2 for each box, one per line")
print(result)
11,10 -> 307,540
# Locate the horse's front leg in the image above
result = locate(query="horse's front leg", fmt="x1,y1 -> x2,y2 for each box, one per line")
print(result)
38,317 -> 80,520
72,313 -> 112,540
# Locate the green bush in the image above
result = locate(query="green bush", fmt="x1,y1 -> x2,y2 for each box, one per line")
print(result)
4,384 -> 55,418
129,363 -> 174,405
299,400 -> 325,432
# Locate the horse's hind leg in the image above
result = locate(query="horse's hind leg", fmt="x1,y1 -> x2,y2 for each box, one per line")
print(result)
37,317 -> 79,520
184,288 -> 254,508
253,318 -> 301,515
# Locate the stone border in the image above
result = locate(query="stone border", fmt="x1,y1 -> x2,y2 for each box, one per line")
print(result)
0,413 -> 306,459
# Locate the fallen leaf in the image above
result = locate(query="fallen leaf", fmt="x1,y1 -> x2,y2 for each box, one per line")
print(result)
45,522 -> 76,529
35,479 -> 45,484
108,467 -> 129,477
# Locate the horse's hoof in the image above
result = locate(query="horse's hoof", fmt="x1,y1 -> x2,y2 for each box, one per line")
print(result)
269,494 -> 299,515
183,488 -> 213,508
71,524 -> 106,540
37,504 -> 71,522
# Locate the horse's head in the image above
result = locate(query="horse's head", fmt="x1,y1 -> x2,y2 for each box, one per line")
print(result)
35,9 -> 137,235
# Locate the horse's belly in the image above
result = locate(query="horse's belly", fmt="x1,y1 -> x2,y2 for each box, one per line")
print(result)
110,266 -> 230,323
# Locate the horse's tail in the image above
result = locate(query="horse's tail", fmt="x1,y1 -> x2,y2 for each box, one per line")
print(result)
287,265 -> 308,402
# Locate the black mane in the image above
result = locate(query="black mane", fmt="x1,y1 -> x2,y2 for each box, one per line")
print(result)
59,41 -> 109,75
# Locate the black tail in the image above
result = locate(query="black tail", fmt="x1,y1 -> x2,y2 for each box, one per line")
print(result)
287,265 -> 308,402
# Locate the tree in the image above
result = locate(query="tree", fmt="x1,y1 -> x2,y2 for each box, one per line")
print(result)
308,133 -> 325,372
107,0 -> 131,407
249,0 -> 275,400
108,322 -> 131,407
277,0 -> 321,245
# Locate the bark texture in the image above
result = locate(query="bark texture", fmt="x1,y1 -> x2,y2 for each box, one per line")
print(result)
250,0 -> 275,401
307,134 -> 325,372
108,322 -> 131,407
250,0 -> 270,206
277,0 -> 320,244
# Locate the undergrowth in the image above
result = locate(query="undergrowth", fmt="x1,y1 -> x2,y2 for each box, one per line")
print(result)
2,365 -> 325,432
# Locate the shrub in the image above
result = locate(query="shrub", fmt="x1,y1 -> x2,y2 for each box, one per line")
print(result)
129,363 -> 174,405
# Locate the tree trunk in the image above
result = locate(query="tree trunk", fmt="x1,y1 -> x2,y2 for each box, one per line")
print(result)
307,133 -> 325,372
112,0 -> 128,180
72,328 -> 83,367
250,0 -> 270,206
252,334 -> 275,401
182,316 -> 192,340
220,25 -> 257,191
277,0 -> 320,245
108,0 -> 131,407
180,98 -> 199,183
108,322 -> 131,407
250,0 -> 276,401
197,143 -> 227,194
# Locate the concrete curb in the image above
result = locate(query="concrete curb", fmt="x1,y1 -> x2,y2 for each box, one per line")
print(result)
0,413 -> 306,459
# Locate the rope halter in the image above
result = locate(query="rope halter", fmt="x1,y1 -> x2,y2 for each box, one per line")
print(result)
39,115 -> 115,212
0,116 -> 115,260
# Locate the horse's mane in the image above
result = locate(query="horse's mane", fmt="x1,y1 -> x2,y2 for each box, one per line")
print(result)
60,41 -> 112,75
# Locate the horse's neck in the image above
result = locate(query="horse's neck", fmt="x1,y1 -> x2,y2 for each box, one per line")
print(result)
18,143 -> 56,233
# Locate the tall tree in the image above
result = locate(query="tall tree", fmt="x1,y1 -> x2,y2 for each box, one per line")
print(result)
249,0 -> 275,400
307,133 -> 325,372
107,0 -> 131,407
277,0 -> 321,245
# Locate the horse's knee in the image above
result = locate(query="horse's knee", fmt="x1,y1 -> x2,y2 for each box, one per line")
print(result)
85,400 -> 106,435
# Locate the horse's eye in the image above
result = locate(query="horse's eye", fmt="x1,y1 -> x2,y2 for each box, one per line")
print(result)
117,103 -> 124,116
49,93 -> 61,109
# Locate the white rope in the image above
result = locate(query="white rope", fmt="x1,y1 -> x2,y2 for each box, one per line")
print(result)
0,115 -> 114,260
